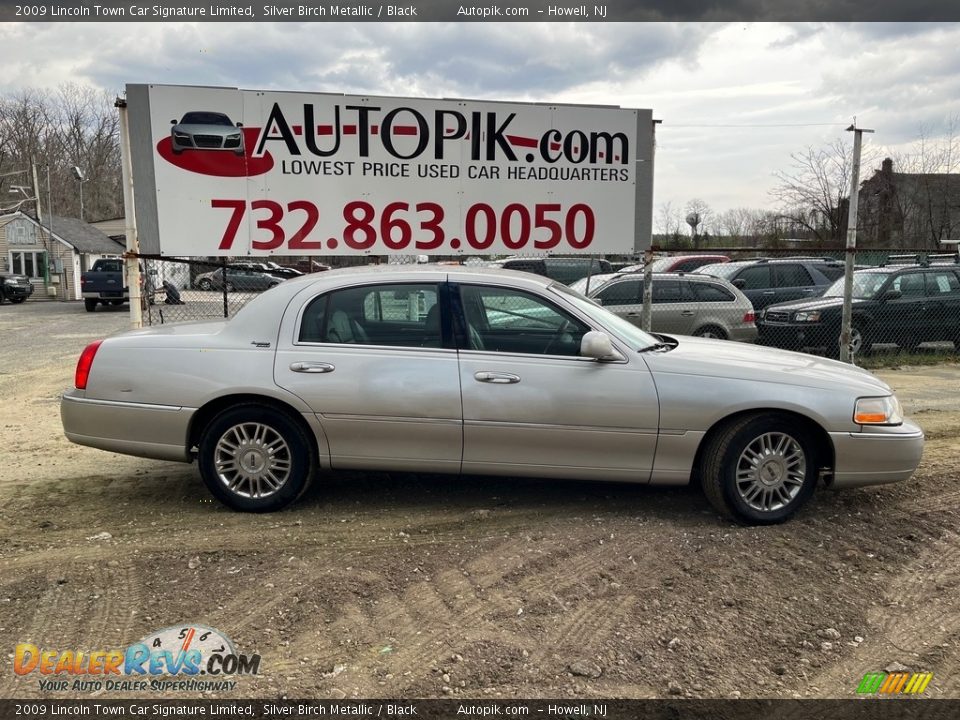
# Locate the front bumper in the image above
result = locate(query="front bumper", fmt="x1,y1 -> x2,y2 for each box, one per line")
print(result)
2,284 -> 33,300
828,418 -> 925,488
757,322 -> 832,350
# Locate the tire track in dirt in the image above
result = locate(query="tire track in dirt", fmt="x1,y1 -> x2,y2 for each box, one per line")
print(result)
809,527 -> 960,696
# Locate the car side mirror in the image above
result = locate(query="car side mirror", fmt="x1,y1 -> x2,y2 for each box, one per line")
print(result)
732,279 -> 747,290
882,289 -> 902,301
580,331 -> 615,360
236,122 -> 243,127
170,119 -> 178,124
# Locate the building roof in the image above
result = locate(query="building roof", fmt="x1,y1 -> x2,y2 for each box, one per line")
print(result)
47,215 -> 124,254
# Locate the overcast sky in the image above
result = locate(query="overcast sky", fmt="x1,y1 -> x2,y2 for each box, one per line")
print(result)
2,21 -> 959,223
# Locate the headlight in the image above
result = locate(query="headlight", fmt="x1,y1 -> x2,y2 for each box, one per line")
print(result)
227,133 -> 241,140
794,310 -> 821,322
854,396 -> 903,425
173,132 -> 190,140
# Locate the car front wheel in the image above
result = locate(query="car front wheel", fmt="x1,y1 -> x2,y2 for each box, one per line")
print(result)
197,279 -> 212,291
198,404 -> 316,512
700,413 -> 819,525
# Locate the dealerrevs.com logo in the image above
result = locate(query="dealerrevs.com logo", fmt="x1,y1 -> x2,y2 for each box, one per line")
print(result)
14,624 -> 260,693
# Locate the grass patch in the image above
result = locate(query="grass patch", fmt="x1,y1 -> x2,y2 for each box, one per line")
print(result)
857,347 -> 959,369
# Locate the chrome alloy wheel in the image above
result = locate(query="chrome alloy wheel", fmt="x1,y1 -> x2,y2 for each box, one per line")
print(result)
214,422 -> 292,499
735,431 -> 806,513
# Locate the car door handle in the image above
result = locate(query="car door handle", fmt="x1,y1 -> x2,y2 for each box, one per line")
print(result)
289,361 -> 335,373
474,371 -> 520,384
762,290 -> 775,295
680,310 -> 694,316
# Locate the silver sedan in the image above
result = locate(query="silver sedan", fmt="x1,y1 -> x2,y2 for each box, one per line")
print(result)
61,265 -> 924,524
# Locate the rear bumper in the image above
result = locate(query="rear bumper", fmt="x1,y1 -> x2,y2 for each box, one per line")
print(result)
828,419 -> 925,488
61,390 -> 193,462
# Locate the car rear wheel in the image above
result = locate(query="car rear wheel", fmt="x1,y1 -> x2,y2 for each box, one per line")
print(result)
693,325 -> 728,340
198,404 -> 316,512
700,413 -> 819,525
84,299 -> 98,312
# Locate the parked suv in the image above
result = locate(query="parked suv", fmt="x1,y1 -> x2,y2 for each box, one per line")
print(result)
580,272 -> 757,342
757,264 -> 960,356
695,258 -> 845,311
0,273 -> 34,304
494,257 -> 613,285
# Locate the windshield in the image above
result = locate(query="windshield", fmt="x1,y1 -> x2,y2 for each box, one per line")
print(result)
180,112 -> 233,126
696,263 -> 738,279
822,272 -> 889,299
568,272 -> 616,295
550,283 -> 660,351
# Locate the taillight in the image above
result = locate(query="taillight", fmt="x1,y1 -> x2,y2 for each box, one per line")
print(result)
75,340 -> 104,390
743,311 -> 755,324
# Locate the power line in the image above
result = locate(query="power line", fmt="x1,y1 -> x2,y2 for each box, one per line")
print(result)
666,122 -> 850,128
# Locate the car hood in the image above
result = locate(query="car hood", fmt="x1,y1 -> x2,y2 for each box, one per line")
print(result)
173,123 -> 239,135
641,335 -> 891,394
762,295 -> 866,314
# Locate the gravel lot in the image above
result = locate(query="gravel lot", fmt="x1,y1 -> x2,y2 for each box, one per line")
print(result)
1,300 -> 959,700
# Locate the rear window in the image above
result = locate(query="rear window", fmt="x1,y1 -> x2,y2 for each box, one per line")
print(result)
691,281 -> 735,302
814,264 -> 845,282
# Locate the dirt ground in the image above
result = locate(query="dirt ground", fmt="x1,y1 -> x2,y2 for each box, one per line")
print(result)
1,301 -> 959,701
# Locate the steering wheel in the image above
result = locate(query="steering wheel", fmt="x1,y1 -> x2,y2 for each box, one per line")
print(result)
543,319 -> 572,355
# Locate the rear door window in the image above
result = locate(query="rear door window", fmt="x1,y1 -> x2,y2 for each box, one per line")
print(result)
774,264 -> 814,288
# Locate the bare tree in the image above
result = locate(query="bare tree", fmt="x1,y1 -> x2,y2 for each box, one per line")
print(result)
0,84 -> 123,223
655,200 -> 686,246
770,138 -> 878,245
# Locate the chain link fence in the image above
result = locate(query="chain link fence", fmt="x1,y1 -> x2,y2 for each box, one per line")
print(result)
137,248 -> 960,363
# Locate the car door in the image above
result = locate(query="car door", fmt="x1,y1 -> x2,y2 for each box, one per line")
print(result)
921,269 -> 960,342
733,265 -> 772,309
593,278 -> 644,326
772,263 -> 818,305
274,281 -> 463,473
651,278 -> 693,334
882,271 -> 928,346
453,282 -> 660,481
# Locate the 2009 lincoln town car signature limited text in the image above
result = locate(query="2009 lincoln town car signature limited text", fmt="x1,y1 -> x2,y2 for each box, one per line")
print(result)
61,265 -> 924,524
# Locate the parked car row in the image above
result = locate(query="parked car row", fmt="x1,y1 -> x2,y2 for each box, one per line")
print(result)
194,267 -> 283,292
560,254 -> 960,356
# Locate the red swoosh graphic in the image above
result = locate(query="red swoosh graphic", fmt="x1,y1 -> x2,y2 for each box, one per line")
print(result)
157,127 -> 273,177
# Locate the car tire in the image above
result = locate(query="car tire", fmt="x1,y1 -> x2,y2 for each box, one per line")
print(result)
225,282 -> 235,292
10,296 -> 26,304
84,299 -> 98,312
198,404 -> 316,512
700,413 -> 819,525
693,325 -> 728,340
830,323 -> 871,358
197,279 -> 212,291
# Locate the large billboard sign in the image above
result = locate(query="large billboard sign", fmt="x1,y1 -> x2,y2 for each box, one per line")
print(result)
126,84 -> 654,257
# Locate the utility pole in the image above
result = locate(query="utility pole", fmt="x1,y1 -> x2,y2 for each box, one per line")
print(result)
839,124 -> 874,363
